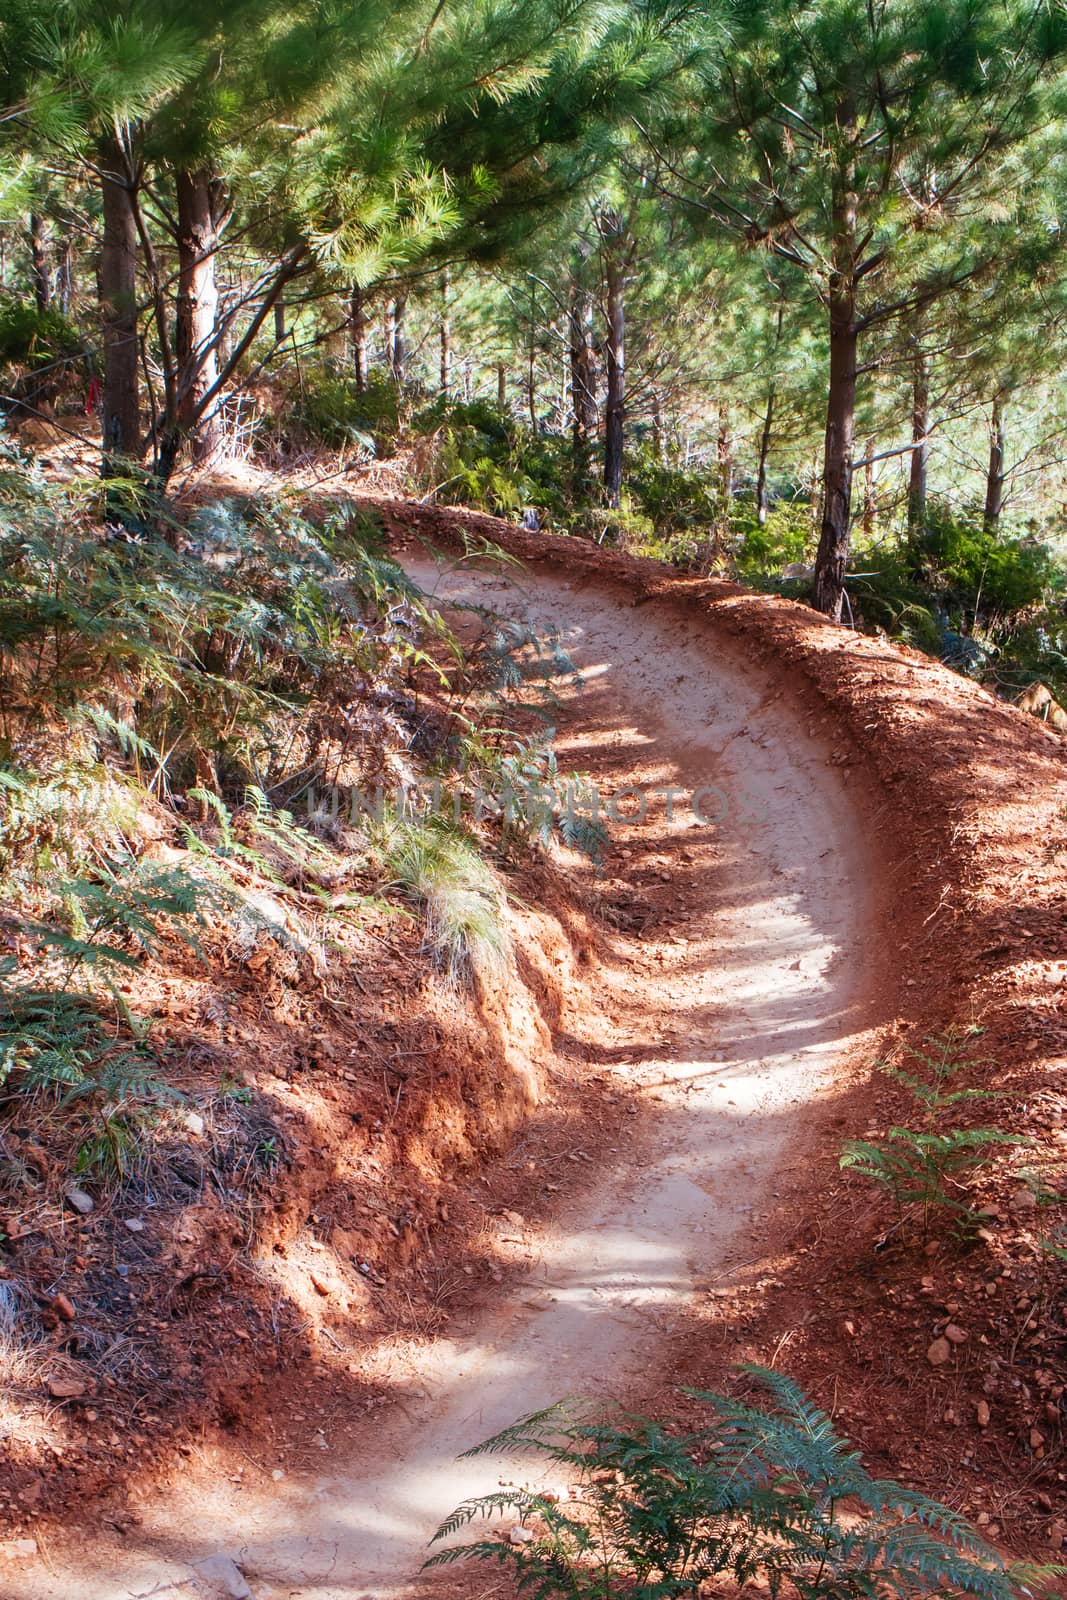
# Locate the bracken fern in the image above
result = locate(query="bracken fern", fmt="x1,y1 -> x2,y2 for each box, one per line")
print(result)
428,1366 -> 1058,1600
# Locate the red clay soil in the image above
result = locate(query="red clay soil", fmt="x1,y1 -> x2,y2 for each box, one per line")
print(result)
364,494 -> 1067,1553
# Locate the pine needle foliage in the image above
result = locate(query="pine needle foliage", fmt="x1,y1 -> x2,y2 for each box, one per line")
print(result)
428,1366 -> 1058,1600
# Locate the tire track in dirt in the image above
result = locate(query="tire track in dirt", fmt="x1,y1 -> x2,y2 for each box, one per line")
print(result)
12,551 -> 884,1600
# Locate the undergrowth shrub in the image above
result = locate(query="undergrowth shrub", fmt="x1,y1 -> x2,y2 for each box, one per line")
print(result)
628,448 -> 721,540
439,609 -> 609,861
907,501 -> 1058,626
430,1365 -> 1050,1600
293,366 -> 400,452
0,470 -> 444,797
993,609 -> 1067,704
0,296 -> 85,411
0,462 -> 469,1182
0,856 -> 214,1185
846,553 -> 946,655
430,412 -> 570,522
732,501 -> 813,584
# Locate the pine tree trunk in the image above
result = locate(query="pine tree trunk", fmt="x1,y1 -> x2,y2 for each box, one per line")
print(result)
56,239 -> 73,316
390,297 -> 407,385
716,409 -> 733,540
440,269 -> 451,398
350,288 -> 367,391
862,438 -> 876,537
812,308 -> 857,618
497,363 -> 506,410
169,168 -> 221,470
603,246 -> 625,508
217,291 -> 233,367
908,351 -> 929,537
560,332 -> 569,433
651,390 -> 666,463
984,391 -> 1007,531
568,278 -> 597,477
756,301 -> 784,525
98,135 -> 140,472
527,348 -> 537,429
29,214 -> 50,314
383,300 -> 396,378
756,389 -> 775,524
274,299 -> 286,344
813,131 -> 858,621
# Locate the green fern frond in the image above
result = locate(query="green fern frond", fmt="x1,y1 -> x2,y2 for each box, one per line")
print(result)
431,1366 -> 1054,1600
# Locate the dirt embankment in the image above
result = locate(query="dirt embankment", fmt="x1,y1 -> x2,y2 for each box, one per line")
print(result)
0,801 -> 622,1532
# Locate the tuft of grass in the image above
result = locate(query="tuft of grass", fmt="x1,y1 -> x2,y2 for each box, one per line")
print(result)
379,817 -> 510,984
0,1279 -> 48,1397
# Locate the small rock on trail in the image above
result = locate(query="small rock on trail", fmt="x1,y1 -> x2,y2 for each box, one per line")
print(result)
191,1553 -> 255,1599
47,1375 -> 88,1399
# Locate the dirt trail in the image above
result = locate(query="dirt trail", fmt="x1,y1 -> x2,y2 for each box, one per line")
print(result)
13,553 -> 882,1599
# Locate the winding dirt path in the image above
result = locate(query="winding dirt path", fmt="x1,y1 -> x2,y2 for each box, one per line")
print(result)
14,552 -> 883,1599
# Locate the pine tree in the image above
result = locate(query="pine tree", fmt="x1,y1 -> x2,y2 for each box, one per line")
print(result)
647,0 -> 1067,616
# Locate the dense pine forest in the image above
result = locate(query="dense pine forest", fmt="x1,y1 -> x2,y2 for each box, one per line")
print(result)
3,0 -> 1067,679
0,4 -> 1066,1597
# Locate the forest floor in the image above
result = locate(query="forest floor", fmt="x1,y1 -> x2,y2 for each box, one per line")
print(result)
2,475 -> 1066,1598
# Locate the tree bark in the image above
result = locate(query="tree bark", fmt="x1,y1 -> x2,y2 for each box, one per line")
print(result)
350,288 -> 367,391
56,239 -> 73,316
568,277 -> 598,476
809,449 -> 821,539
812,119 -> 859,621
907,349 -> 929,537
159,168 -> 221,476
29,213 -> 50,314
559,330 -> 569,434
984,390 -> 1007,531
651,390 -> 666,463
862,436 -> 876,538
756,389 -> 775,524
602,233 -> 625,508
440,269 -> 451,398
274,298 -> 286,344
756,302 -> 784,524
812,308 -> 857,618
98,134 -> 141,472
383,300 -> 396,378
716,408 -> 733,539
389,296 -> 406,385
497,362 -> 506,410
